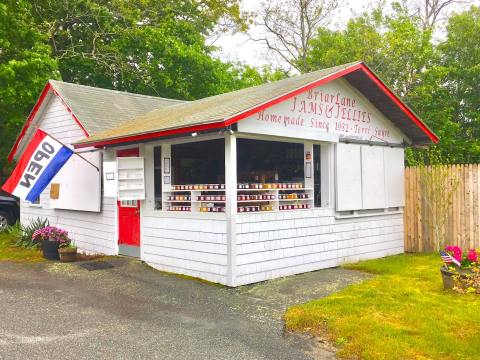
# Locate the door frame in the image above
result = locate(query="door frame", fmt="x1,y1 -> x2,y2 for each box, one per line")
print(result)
116,147 -> 141,257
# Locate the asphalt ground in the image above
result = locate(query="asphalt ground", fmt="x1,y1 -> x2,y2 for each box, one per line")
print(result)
0,258 -> 369,360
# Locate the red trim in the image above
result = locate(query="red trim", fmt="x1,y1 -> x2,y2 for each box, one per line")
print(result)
7,82 -> 90,162
74,62 -> 438,148
51,88 -> 89,137
74,120 -> 228,149
358,64 -> 439,143
224,63 -> 364,126
117,147 -> 140,157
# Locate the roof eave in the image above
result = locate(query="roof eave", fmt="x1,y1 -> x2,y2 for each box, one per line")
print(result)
73,119 -> 229,149
73,61 -> 438,149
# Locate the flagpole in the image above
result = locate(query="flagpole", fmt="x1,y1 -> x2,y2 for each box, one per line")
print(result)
39,129 -> 100,172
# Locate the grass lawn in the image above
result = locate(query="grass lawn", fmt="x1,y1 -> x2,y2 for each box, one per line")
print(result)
285,253 -> 480,360
0,232 -> 43,262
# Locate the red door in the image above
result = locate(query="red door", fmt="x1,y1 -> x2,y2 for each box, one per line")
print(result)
117,148 -> 140,257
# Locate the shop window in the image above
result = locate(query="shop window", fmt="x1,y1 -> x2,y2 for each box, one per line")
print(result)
153,146 -> 162,209
237,139 -> 304,183
171,139 -> 225,185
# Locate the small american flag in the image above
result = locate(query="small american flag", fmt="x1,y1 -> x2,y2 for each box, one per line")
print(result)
440,250 -> 461,267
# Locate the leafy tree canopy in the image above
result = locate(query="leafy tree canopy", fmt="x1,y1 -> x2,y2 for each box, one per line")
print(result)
0,0 -> 281,180
306,3 -> 480,165
0,0 -> 58,180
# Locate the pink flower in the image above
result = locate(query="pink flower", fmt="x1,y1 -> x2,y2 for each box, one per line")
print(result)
467,249 -> 478,263
445,245 -> 462,262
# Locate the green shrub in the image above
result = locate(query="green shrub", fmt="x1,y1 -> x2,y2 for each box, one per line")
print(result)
7,218 -> 50,249
5,222 -> 22,239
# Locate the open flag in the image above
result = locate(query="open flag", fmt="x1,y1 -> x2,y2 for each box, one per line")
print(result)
2,129 -> 73,202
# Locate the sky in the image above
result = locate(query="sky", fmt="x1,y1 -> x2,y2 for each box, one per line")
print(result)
211,0 -> 478,68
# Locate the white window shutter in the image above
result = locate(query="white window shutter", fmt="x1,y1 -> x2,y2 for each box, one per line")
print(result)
336,143 -> 362,211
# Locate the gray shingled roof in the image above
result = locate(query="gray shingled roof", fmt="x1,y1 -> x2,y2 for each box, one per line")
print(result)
50,80 -> 186,134
73,61 -> 437,147
74,62 -> 360,146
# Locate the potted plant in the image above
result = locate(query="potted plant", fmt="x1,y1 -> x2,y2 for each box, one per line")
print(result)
32,226 -> 71,261
440,246 -> 479,290
58,242 -> 77,262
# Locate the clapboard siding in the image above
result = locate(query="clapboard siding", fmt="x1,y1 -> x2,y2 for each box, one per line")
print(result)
19,95 -> 117,255
141,215 -> 228,284
235,209 -> 403,285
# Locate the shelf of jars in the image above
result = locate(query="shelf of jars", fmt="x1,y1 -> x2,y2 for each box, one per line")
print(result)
163,184 -> 226,212
162,183 -> 314,213
236,183 -> 314,212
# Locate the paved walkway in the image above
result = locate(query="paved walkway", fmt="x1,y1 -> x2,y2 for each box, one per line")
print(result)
0,258 -> 369,360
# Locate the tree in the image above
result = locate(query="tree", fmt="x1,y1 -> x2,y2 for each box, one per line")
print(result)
407,0 -> 474,29
306,3 -> 480,165
252,0 -> 340,73
0,0 -> 58,182
0,0 -> 273,182
30,0 -> 257,100
407,6 -> 480,164
307,4 -> 435,98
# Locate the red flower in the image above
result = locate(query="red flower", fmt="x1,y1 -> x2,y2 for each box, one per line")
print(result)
446,245 -> 462,262
467,249 -> 478,263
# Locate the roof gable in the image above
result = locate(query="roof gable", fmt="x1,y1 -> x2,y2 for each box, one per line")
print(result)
237,77 -> 409,144
8,81 -> 186,161
74,62 -> 438,148
49,81 -> 185,134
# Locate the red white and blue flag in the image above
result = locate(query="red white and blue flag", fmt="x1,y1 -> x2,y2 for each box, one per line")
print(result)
439,250 -> 461,267
2,129 -> 73,202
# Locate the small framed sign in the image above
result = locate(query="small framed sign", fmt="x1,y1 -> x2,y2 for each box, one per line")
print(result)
164,175 -> 171,184
106,172 -> 115,180
164,157 -> 171,174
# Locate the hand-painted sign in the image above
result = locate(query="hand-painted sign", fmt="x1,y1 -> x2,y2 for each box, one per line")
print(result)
238,79 -> 406,144
2,129 -> 73,202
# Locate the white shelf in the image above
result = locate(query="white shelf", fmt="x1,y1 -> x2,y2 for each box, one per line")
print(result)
119,177 -> 144,181
278,198 -> 312,201
237,188 -> 313,191
165,189 -> 225,193
278,188 -> 313,191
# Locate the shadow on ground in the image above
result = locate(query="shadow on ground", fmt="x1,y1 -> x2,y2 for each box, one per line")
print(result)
0,258 -> 369,360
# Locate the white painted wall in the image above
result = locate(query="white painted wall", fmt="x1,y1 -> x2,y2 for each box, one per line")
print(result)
234,208 -> 403,285
140,214 -> 228,284
19,94 -> 117,255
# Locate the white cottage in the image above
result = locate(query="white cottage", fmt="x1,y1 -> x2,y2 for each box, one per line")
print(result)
9,62 -> 437,286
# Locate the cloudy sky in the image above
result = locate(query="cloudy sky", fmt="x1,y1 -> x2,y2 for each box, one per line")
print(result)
212,0 -> 478,68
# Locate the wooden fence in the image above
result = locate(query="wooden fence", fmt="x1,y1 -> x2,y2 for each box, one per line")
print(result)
404,164 -> 480,252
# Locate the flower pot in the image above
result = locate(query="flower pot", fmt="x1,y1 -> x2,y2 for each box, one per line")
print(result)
41,239 -> 59,260
440,266 -> 472,289
59,247 -> 77,263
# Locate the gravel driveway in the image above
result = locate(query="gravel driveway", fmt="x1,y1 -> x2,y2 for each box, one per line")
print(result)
0,258 -> 369,360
